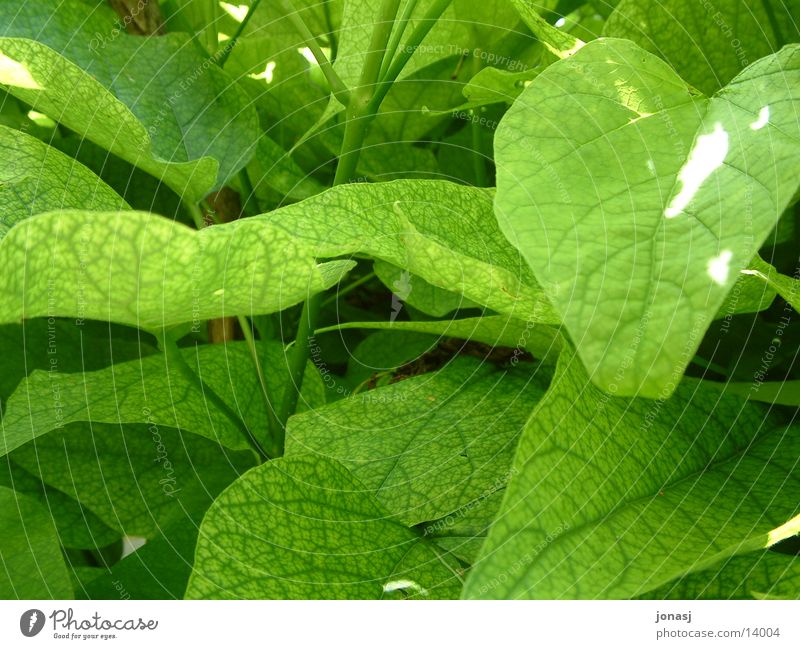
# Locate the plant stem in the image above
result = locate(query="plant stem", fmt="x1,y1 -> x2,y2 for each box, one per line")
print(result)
273,292 -> 321,449
369,0 -> 453,113
186,201 -> 206,229
237,314 -> 283,456
217,0 -> 263,67
280,0 -> 352,105
323,0 -> 338,59
158,332 -> 269,462
277,0 -> 405,439
237,167 -> 260,216
379,0 -> 419,81
334,0 -> 403,184
761,0 -> 785,49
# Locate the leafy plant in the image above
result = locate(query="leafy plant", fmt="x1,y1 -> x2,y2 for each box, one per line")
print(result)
0,0 -> 798,600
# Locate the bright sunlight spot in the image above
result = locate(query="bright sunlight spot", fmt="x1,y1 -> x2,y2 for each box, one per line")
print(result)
298,47 -> 318,65
555,17 -> 567,28
707,249 -> 733,285
26,110 -> 55,127
249,60 -> 277,83
219,2 -> 248,23
767,514 -> 800,546
665,122 -> 728,218
218,32 -> 231,42
0,51 -> 41,89
750,105 -> 770,130
382,579 -> 428,596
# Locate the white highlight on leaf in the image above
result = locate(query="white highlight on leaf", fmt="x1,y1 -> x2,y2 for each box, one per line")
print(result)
0,51 -> 41,89
219,2 -> 248,22
298,47 -> 318,65
382,579 -> 428,596
646,159 -> 656,175
555,17 -> 567,28
249,61 -> 276,84
707,249 -> 733,285
26,110 -> 55,127
750,105 -> 770,130
767,514 -> 800,547
664,122 -> 728,218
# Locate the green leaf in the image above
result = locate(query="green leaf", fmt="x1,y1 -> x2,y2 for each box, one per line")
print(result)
11,422 -> 254,537
0,318 -> 159,405
186,455 -> 462,599
248,135 -> 325,205
373,259 -> 479,317
0,486 -> 73,598
494,40 -> 800,397
0,125 -> 127,237
263,180 -> 558,321
462,347 -> 800,599
1,340 -> 323,455
510,0 -> 585,58
82,511 -> 205,599
457,66 -> 541,110
287,356 -> 551,525
605,0 -> 800,95
643,551 -> 800,599
0,0 -> 260,199
423,489 -> 505,565
320,315 -> 562,361
0,209 -> 353,329
0,460 -> 119,550
742,256 -> 800,312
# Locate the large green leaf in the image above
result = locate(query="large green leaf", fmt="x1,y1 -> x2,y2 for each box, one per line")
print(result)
0,486 -> 73,598
0,125 -> 127,237
1,340 -> 324,455
462,348 -> 800,599
185,455 -> 462,599
0,318 -> 159,405
287,356 -> 551,525
0,209 -> 353,329
11,422 -> 254,537
494,39 -> 800,398
262,180 -> 558,321
0,0 -> 260,199
605,0 -> 800,95
81,510 -> 205,599
0,460 -> 119,550
644,551 -> 800,599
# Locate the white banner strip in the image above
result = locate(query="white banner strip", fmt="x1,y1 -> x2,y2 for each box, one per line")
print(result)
0,600 -> 797,648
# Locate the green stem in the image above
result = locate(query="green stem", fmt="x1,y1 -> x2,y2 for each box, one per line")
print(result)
280,0 -> 351,105
158,332 -> 269,462
369,0 -> 453,113
237,167 -> 260,216
217,0 -> 263,67
761,0 -> 785,49
274,293 -> 321,447
379,0 -> 419,81
470,57 -> 487,186
334,0 -> 403,184
237,314 -> 283,456
323,0 -> 338,60
277,0 -> 405,440
186,201 -> 206,229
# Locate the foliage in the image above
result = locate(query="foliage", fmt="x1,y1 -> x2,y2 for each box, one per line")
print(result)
0,0 -> 798,600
